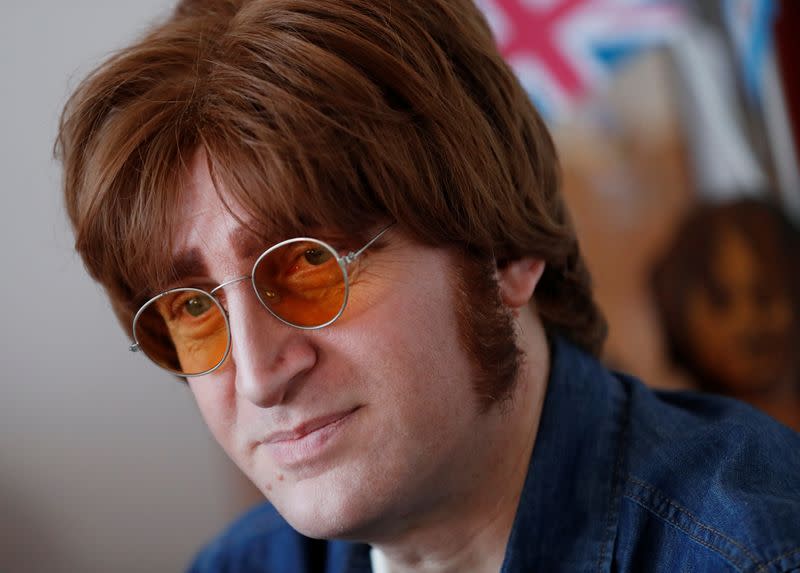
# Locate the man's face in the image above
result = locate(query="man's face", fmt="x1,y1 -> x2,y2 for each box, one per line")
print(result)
174,154 -> 497,539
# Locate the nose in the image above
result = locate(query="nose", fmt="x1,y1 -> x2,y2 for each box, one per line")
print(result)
225,286 -> 318,408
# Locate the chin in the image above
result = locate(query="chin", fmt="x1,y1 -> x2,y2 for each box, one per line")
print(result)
281,502 -> 380,541
269,477 -> 383,540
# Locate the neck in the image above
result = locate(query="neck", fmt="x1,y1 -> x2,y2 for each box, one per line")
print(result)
369,314 -> 550,573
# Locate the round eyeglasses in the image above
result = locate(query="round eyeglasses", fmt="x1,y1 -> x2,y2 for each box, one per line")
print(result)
129,224 -> 393,377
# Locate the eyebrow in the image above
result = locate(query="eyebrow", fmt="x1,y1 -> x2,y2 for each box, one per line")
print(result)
230,226 -> 270,261
168,248 -> 209,287
164,228 -> 268,288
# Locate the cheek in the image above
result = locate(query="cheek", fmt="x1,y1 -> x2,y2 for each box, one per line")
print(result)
353,261 -> 471,394
345,263 -> 478,450
187,372 -> 241,459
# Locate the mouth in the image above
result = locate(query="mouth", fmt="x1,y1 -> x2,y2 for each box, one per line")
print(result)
260,406 -> 362,467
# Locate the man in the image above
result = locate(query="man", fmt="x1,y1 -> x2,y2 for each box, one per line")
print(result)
57,0 -> 800,571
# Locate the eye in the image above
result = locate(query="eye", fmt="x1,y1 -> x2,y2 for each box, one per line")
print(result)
184,295 -> 213,317
304,248 -> 333,265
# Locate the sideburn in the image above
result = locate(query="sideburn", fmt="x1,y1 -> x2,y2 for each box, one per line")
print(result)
452,253 -> 522,413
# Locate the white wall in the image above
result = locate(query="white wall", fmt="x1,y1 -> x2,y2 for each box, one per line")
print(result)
0,3 -> 256,571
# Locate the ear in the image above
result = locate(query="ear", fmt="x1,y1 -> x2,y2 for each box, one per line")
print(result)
496,257 -> 546,309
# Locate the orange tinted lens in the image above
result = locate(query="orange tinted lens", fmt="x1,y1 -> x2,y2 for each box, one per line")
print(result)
253,240 -> 346,327
134,289 -> 229,375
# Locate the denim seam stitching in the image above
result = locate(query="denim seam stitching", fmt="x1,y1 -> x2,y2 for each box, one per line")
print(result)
624,491 -> 748,572
627,475 -> 762,566
596,382 -> 631,573
760,546 -> 800,571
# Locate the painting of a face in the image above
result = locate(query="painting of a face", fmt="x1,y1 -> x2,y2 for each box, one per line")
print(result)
684,229 -> 795,395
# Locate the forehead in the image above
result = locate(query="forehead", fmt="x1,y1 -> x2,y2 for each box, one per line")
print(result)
169,151 -> 271,280
168,150 -> 365,286
710,229 -> 792,290
711,231 -> 758,282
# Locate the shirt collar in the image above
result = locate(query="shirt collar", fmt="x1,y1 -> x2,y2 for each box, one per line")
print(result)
501,335 -> 628,572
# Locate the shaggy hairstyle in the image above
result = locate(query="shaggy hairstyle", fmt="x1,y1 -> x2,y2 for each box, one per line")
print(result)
651,198 -> 800,391
57,0 -> 607,401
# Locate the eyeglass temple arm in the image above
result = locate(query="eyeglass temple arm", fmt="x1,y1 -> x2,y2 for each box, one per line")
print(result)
341,222 -> 395,265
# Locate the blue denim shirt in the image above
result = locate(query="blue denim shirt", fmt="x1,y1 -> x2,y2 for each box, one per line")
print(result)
189,337 -> 800,572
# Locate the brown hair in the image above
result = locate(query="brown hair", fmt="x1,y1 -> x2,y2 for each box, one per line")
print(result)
57,0 -> 606,369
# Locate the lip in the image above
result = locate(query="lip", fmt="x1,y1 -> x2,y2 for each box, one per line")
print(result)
260,406 -> 361,467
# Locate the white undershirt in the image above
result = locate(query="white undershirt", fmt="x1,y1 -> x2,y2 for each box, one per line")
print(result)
369,546 -> 391,573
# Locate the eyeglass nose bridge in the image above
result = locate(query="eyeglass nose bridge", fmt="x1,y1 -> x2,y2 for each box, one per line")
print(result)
210,274 -> 251,296
209,273 -> 271,321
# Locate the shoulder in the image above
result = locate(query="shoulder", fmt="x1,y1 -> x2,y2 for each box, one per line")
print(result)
187,503 -> 326,573
615,373 -> 800,572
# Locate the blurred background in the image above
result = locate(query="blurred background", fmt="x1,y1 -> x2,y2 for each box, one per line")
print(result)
1,0 -> 797,571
